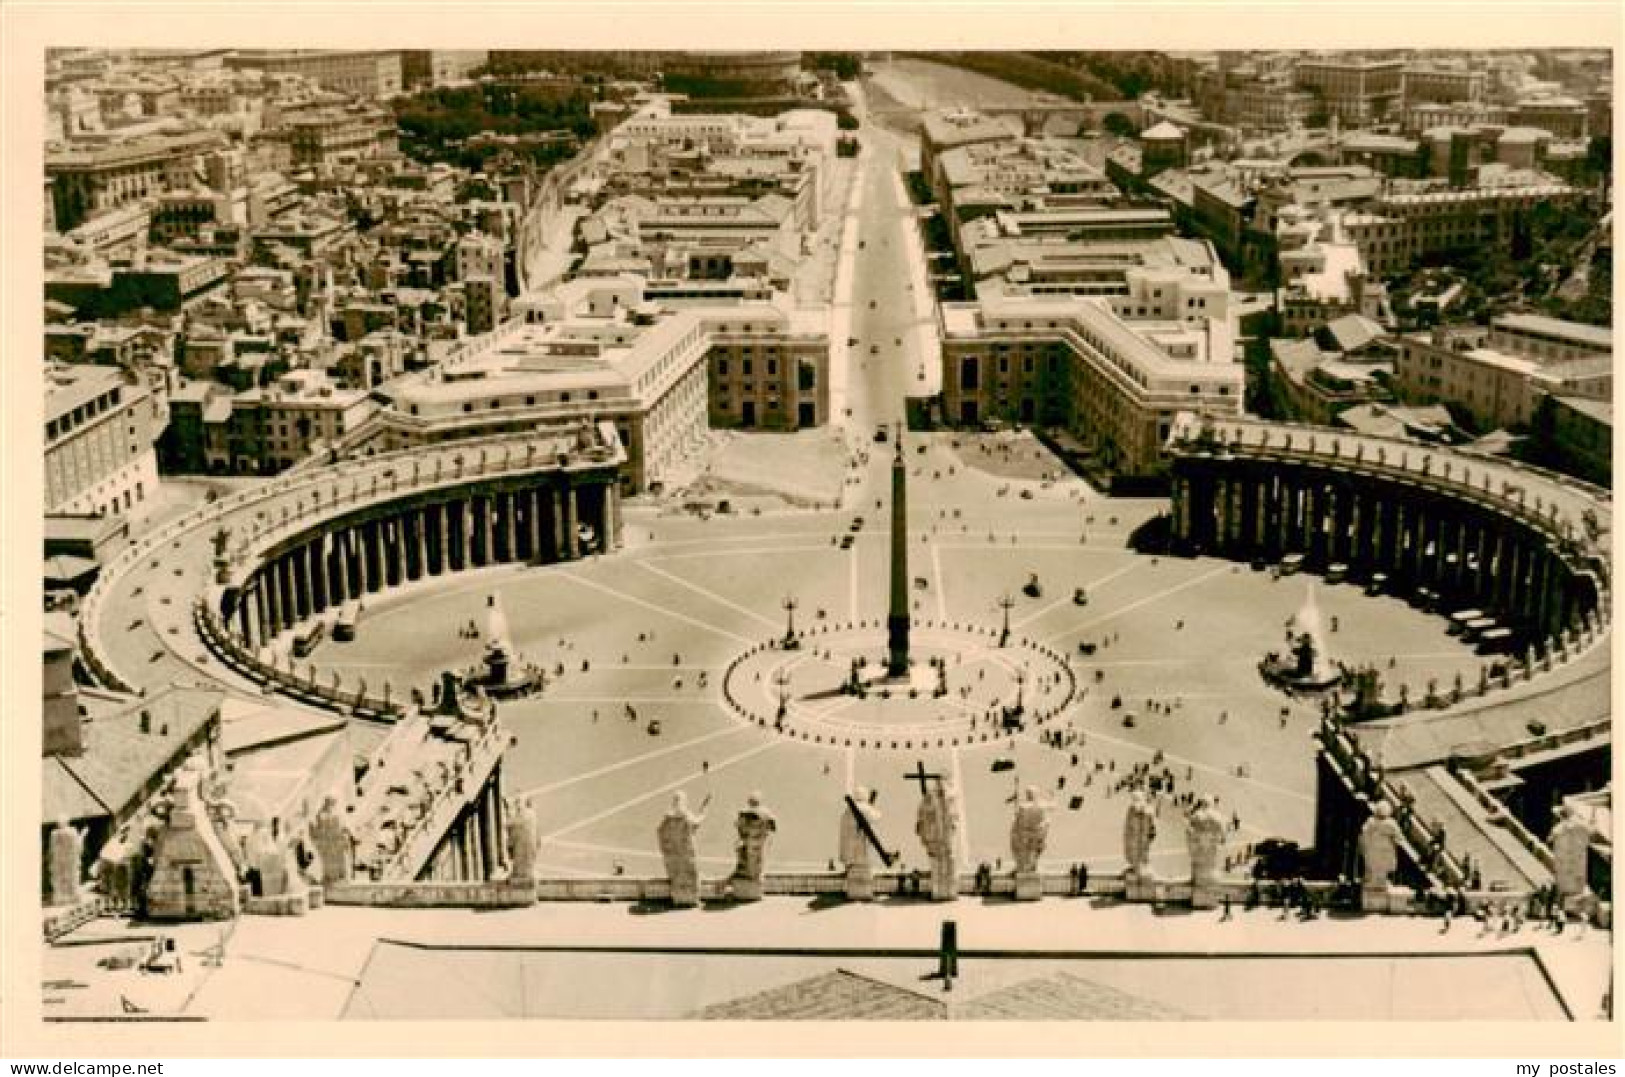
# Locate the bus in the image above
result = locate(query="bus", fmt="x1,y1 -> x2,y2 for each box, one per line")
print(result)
333,603 -> 359,642
1278,553 -> 1305,576
1463,616 -> 1499,640
1325,562 -> 1348,584
292,620 -> 326,658
1448,609 -> 1485,635
1475,627 -> 1516,655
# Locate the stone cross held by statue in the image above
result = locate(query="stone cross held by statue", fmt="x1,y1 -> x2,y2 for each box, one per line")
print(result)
904,760 -> 943,796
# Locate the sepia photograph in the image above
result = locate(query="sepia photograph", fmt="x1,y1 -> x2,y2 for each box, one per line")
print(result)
2,1 -> 1619,1060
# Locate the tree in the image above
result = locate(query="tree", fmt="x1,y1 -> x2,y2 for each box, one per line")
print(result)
1584,135 -> 1613,182
1102,112 -> 1137,138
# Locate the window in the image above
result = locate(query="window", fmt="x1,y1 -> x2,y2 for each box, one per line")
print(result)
959,357 -> 980,392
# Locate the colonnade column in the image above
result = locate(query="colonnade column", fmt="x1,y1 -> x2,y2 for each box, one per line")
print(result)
448,501 -> 467,571
360,521 -> 379,594
564,485 -> 580,560
309,538 -> 328,615
525,488 -> 543,563
258,578 -> 276,642
501,492 -> 519,563
470,496 -> 489,568
431,502 -> 447,575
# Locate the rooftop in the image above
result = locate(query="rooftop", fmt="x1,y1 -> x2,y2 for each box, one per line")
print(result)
42,685 -> 222,825
1493,313 -> 1612,352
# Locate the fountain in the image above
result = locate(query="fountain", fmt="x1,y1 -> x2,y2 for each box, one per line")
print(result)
1259,580 -> 1344,694
467,593 -> 544,699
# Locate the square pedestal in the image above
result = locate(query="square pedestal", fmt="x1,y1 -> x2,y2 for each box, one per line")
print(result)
1361,885 -> 1406,914
668,881 -> 700,908
844,866 -> 875,902
732,877 -> 763,902
1013,871 -> 1043,901
1190,882 -> 1221,910
1124,869 -> 1161,902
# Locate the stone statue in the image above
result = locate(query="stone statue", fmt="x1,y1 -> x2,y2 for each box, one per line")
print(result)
1358,800 -> 1402,905
839,788 -> 888,901
1122,790 -> 1157,880
1010,786 -> 1049,900
1548,804 -> 1593,908
1185,799 -> 1226,908
915,780 -> 960,901
657,791 -> 705,907
730,792 -> 776,901
504,795 -> 538,886
91,825 -> 136,908
248,826 -> 300,898
46,817 -> 85,908
310,797 -> 353,887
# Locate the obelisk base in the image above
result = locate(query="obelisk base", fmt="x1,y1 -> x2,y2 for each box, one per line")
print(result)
844,864 -> 876,901
1013,870 -> 1043,901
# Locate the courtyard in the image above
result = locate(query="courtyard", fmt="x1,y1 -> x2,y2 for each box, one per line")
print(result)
304,433 -> 1486,881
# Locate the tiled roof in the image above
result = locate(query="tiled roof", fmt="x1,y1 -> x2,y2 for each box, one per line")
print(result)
43,685 -> 221,824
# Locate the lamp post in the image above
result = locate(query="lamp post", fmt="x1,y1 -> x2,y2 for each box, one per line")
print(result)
997,594 -> 1015,648
782,595 -> 800,650
774,666 -> 791,721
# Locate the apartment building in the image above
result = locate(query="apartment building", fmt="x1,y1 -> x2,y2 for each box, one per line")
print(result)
225,50 -> 403,102
47,129 -> 229,231
938,289 -> 1243,482
44,363 -> 167,516
1294,57 -> 1405,125
366,278 -> 830,492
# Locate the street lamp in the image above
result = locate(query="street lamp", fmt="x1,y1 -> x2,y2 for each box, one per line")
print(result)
774,666 -> 791,720
782,595 -> 800,650
997,594 -> 1015,648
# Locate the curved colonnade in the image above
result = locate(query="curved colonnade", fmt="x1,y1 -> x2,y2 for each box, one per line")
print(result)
1168,417 -> 1613,894
79,426 -> 627,711
1168,418 -> 1611,666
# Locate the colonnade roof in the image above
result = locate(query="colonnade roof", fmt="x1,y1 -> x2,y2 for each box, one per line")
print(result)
1351,639 -> 1609,771
82,427 -> 624,701
1171,415 -> 1612,551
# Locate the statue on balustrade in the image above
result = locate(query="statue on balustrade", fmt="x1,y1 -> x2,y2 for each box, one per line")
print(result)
1358,800 -> 1402,906
311,796 -> 354,887
1185,798 -> 1226,908
730,792 -> 776,901
915,780 -> 960,901
657,791 -> 707,907
1009,785 -> 1050,900
1010,786 -> 1049,875
838,787 -> 885,901
1123,790 -> 1157,880
1548,804 -> 1594,910
45,818 -> 85,908
505,794 -> 539,886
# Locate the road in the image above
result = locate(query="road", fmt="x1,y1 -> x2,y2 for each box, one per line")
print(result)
835,80 -> 940,440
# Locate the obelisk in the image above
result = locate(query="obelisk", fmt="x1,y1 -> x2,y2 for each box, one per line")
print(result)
887,424 -> 911,677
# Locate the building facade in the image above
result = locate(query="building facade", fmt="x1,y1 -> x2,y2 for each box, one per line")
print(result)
44,364 -> 167,517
